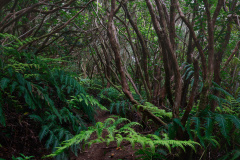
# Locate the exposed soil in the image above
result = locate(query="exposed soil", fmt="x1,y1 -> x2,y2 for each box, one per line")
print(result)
71,110 -> 142,160
0,109 -> 143,160
0,106 -> 50,160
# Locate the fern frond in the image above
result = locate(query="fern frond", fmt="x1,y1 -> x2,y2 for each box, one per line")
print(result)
203,136 -> 220,148
214,114 -> 229,138
46,117 -> 200,158
204,117 -> 214,137
227,115 -> 240,129
0,77 -> 10,90
192,117 -> 204,146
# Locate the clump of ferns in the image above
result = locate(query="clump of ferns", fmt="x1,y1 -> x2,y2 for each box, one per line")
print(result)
68,94 -> 108,122
79,78 -> 103,97
46,117 -> 200,159
209,82 -> 240,116
182,62 -> 204,92
29,108 -> 85,160
29,94 -> 107,159
109,100 -> 131,117
134,102 -> 172,122
0,54 -> 107,159
0,33 -> 35,58
97,87 -> 125,106
168,110 -> 240,156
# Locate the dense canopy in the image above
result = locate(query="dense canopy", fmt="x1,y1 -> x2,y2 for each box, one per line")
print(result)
0,0 -> 240,159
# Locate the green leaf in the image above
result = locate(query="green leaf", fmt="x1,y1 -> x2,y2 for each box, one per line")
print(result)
215,114 -> 229,140
10,81 -> 18,94
39,125 -> 49,141
227,115 -> 240,129
173,118 -> 185,131
205,117 -> 213,137
0,78 -> 10,90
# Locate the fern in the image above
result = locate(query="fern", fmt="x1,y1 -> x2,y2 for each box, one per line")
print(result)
109,100 -> 130,116
214,114 -> 230,141
98,87 -> 123,102
204,117 -> 214,137
227,115 -> 240,129
220,150 -> 240,160
46,117 -> 200,158
182,112 -> 239,148
136,102 -> 172,120
0,77 -> 10,90
0,52 -> 109,158
0,33 -> 35,49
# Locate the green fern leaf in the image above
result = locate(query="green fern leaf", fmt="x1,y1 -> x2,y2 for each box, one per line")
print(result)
105,134 -> 114,146
0,77 -> 10,90
203,136 -> 220,148
116,134 -> 123,147
192,117 -> 204,146
205,117 -> 213,137
148,140 -> 155,153
29,114 -> 43,122
116,101 -> 120,114
46,131 -> 55,149
10,81 -> 18,94
173,118 -> 185,130
186,70 -> 194,80
186,119 -> 193,140
214,114 -> 229,139
227,115 -> 240,129
168,123 -> 176,139
16,73 -> 25,85
39,125 -> 50,141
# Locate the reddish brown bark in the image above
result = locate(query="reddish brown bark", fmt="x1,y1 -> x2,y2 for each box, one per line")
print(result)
100,39 -> 111,88
107,0 -> 167,127
114,14 -> 151,100
211,19 -> 233,111
107,0 -> 138,105
181,32 -> 194,108
175,0 -> 207,80
122,4 -> 152,100
222,40 -> 240,71
152,66 -> 162,107
17,0 -> 95,51
146,0 -> 182,118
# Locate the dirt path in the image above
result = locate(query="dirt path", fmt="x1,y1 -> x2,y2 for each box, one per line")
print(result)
71,111 -> 141,160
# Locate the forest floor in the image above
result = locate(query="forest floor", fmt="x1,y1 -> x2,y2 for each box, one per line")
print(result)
71,110 -> 142,160
0,107 -> 51,160
0,109 -> 144,160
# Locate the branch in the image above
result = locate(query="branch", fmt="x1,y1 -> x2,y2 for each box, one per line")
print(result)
222,40 -> 240,71
175,0 -> 207,80
17,0 -> 95,51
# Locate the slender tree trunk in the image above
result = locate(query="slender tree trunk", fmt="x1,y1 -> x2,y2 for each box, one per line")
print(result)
123,4 -> 152,101
146,0 -> 182,118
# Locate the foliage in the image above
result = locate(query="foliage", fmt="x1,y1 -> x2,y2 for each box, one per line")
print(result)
0,0 -> 240,159
136,102 -> 172,120
0,49 -> 105,158
109,100 -> 130,116
12,154 -> 34,160
46,117 -> 199,158
98,87 -> 124,103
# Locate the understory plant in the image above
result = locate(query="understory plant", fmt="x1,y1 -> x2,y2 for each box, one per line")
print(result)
0,48 -> 106,159
46,117 -> 199,159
